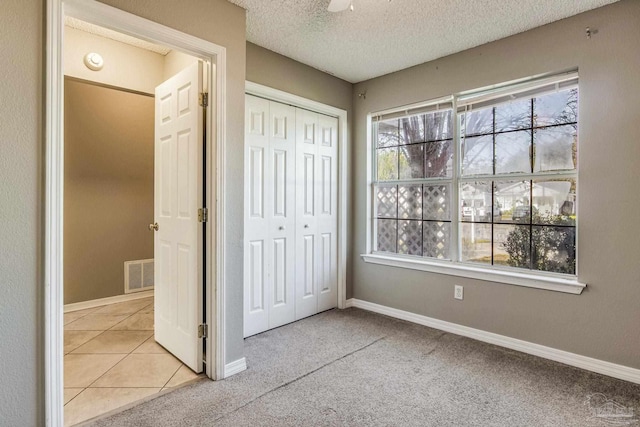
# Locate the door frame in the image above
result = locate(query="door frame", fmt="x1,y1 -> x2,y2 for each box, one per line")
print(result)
245,81 -> 349,311
45,1 -> 227,425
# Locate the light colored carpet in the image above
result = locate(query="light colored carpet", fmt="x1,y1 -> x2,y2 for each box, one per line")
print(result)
88,308 -> 640,426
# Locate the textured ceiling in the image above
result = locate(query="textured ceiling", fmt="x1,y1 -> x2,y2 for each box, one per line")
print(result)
64,17 -> 172,55
229,0 -> 618,83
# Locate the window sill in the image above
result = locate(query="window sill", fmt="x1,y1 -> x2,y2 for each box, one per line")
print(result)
360,253 -> 586,294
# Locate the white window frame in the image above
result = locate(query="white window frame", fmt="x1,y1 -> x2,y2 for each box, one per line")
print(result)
362,72 -> 586,295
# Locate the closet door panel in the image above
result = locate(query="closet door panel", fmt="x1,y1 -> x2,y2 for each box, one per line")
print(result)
317,115 -> 339,312
295,108 -> 320,320
244,95 -> 272,337
268,101 -> 296,329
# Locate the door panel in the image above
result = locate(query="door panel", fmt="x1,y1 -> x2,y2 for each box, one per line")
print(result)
272,238 -> 287,305
244,96 -> 296,335
244,95 -> 271,337
316,115 -> 339,312
303,153 -> 315,215
154,62 -> 203,373
248,239 -> 265,312
267,101 -> 296,330
319,233 -> 332,293
295,109 -> 319,320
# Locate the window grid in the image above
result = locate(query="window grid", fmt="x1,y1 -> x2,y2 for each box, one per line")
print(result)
373,83 -> 577,276
374,109 -> 455,260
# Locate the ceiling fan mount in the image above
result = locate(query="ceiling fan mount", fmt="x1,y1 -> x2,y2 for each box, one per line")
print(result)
328,0 -> 353,12
328,0 -> 392,13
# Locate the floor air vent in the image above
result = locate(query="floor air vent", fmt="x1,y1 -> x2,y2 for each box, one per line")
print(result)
125,259 -> 154,293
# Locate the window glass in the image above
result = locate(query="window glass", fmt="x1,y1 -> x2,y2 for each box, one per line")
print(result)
372,80 -> 578,276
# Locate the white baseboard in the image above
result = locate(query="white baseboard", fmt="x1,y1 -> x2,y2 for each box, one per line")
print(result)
224,357 -> 247,378
346,298 -> 640,385
64,290 -> 154,313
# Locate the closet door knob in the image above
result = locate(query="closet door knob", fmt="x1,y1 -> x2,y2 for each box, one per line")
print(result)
148,223 -> 159,231
279,226 -> 285,230
304,224 -> 309,229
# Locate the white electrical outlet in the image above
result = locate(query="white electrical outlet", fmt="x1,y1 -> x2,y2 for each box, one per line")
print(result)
454,285 -> 464,300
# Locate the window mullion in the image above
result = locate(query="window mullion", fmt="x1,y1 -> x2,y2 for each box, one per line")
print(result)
451,99 -> 460,262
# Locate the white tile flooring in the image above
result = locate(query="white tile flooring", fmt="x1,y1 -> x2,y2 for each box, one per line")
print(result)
63,296 -> 202,426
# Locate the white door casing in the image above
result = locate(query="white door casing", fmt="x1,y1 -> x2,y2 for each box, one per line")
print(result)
154,62 -> 203,372
244,95 -> 297,336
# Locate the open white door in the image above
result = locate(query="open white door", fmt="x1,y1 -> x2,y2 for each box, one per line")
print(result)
153,62 -> 203,373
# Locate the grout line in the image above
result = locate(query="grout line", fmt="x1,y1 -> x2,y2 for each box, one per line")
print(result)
83,353 -> 130,389
104,297 -> 154,331
63,387 -> 86,407
129,334 -> 155,354
107,312 -> 143,331
65,330 -> 108,354
63,311 -> 93,326
161,364 -> 184,389
212,336 -> 388,423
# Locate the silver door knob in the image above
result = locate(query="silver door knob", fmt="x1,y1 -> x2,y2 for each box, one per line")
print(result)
304,224 -> 309,228
279,226 -> 285,230
148,223 -> 159,231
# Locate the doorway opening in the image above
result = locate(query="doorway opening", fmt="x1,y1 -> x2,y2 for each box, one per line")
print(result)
61,17 -> 206,425
46,1 -> 228,425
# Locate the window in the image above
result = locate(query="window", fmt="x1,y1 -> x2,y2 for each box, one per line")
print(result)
375,108 -> 454,259
370,73 -> 579,281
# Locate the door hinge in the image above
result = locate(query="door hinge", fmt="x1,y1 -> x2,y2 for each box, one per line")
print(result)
198,207 -> 209,223
199,92 -> 209,108
198,324 -> 208,339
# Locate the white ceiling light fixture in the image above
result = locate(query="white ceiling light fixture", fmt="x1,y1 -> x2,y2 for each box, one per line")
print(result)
83,52 -> 104,71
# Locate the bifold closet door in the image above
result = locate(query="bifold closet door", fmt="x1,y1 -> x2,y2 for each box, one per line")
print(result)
295,109 -> 339,320
244,95 -> 296,337
316,114 -> 339,312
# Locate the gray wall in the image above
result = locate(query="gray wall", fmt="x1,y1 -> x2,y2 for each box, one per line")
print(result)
2,0 -> 639,423
0,0 -> 42,425
64,79 -> 154,304
351,0 -> 640,369
247,42 -> 353,112
98,0 -> 247,365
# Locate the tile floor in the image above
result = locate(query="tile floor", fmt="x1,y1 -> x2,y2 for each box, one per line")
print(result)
63,296 -> 202,426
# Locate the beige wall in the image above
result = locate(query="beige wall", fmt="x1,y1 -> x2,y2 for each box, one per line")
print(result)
64,26 -> 166,94
64,78 -> 154,304
97,0 -> 247,365
163,50 -> 199,81
0,0 -> 42,424
63,29 -> 200,305
351,0 -> 640,369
